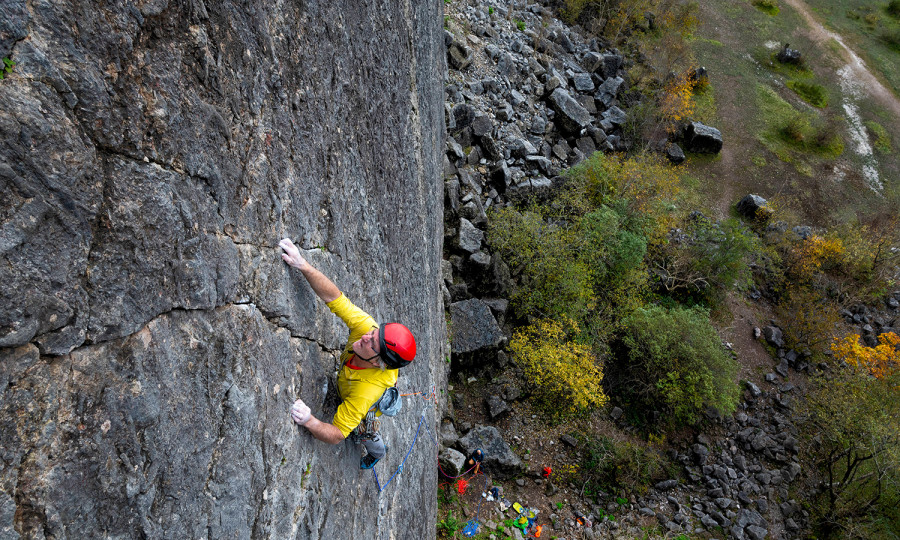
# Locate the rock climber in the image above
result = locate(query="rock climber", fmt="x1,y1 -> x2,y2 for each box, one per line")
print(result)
279,238 -> 416,469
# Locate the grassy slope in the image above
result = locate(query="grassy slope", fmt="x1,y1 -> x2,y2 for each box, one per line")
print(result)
801,0 -> 900,95
684,0 -> 899,226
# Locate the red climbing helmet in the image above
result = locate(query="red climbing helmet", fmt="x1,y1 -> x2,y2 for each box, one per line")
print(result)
378,323 -> 416,369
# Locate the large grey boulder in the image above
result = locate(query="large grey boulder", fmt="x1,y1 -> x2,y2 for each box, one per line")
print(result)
506,176 -> 555,205
596,76 -> 625,105
0,0 -> 446,537
458,218 -> 485,253
683,121 -> 723,154
763,326 -> 785,348
439,447 -> 467,477
448,39 -> 473,70
599,52 -> 623,79
547,88 -> 592,133
736,194 -> 769,218
449,299 -> 504,361
457,425 -> 523,478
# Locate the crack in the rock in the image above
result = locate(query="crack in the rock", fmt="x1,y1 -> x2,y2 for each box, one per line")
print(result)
40,302 -> 339,358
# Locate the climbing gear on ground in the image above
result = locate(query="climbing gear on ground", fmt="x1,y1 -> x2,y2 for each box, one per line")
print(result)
461,476 -> 491,537
456,478 -> 468,494
290,398 -> 311,426
378,323 -> 416,369
375,386 -> 402,416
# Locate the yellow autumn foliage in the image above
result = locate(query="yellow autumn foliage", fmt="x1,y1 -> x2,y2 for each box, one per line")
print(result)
787,234 -> 845,281
509,317 -> 608,416
561,152 -> 681,242
659,70 -> 696,125
832,332 -> 900,379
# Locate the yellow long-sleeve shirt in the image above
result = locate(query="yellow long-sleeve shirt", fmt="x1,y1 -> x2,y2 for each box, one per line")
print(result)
326,294 -> 398,438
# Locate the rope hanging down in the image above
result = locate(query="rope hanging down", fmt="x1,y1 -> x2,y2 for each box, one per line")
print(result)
371,385 -> 486,492
371,385 -> 436,492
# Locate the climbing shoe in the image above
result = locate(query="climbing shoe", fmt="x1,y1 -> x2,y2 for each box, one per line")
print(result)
360,453 -> 381,469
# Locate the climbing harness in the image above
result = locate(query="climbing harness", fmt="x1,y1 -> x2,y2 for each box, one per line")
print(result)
350,386 -> 405,444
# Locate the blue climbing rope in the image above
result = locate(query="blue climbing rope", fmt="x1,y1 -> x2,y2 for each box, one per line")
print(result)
371,385 -> 484,492
461,475 -> 492,536
372,387 -> 435,492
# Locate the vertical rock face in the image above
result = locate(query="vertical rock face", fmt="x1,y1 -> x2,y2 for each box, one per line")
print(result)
0,0 -> 445,538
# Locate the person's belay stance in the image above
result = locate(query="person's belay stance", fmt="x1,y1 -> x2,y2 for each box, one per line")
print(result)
280,238 -> 416,469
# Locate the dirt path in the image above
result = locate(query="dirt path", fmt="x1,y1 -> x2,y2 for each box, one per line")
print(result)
783,0 -> 900,120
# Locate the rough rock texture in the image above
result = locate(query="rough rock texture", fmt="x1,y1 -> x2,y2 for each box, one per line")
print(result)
0,0 -> 445,538
683,121 -> 724,154
448,299 -> 505,364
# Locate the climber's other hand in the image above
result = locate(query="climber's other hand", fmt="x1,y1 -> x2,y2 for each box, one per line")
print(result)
279,238 -> 309,271
291,398 -> 311,426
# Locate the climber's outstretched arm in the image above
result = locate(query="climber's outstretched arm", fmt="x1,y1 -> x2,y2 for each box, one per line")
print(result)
279,238 -> 341,303
291,399 -> 345,444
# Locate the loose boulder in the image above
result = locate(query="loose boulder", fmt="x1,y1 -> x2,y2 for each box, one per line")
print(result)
448,39 -> 473,70
736,194 -> 769,218
547,88 -> 592,133
682,121 -> 723,154
449,299 -> 505,364
457,425 -> 523,478
439,447 -> 467,477
666,143 -> 685,164
776,43 -> 802,65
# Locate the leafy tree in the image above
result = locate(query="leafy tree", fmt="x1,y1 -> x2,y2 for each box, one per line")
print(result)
650,215 -> 756,303
832,332 -> 900,380
614,304 -> 739,425
800,367 -> 900,538
509,317 -> 608,417
487,207 -> 594,321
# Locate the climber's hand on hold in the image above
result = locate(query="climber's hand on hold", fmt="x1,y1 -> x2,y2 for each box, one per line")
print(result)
279,238 -> 309,271
291,398 -> 312,426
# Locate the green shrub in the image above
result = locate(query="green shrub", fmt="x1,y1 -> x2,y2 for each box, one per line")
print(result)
0,58 -> 15,80
488,202 -> 651,333
882,28 -> 900,51
781,114 -> 809,144
650,216 -> 757,303
558,152 -> 682,242
509,317 -> 608,417
579,435 -> 674,498
437,511 -> 463,536
752,0 -> 780,16
787,79 -> 828,108
616,305 -> 740,425
889,0 -> 900,18
488,208 -> 597,322
775,111 -> 843,158
865,120 -> 892,153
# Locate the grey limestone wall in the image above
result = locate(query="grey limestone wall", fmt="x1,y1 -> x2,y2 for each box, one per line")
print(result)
0,0 -> 445,538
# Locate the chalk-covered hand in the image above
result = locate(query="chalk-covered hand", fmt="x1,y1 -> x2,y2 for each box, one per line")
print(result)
291,398 -> 312,426
279,238 -> 309,271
